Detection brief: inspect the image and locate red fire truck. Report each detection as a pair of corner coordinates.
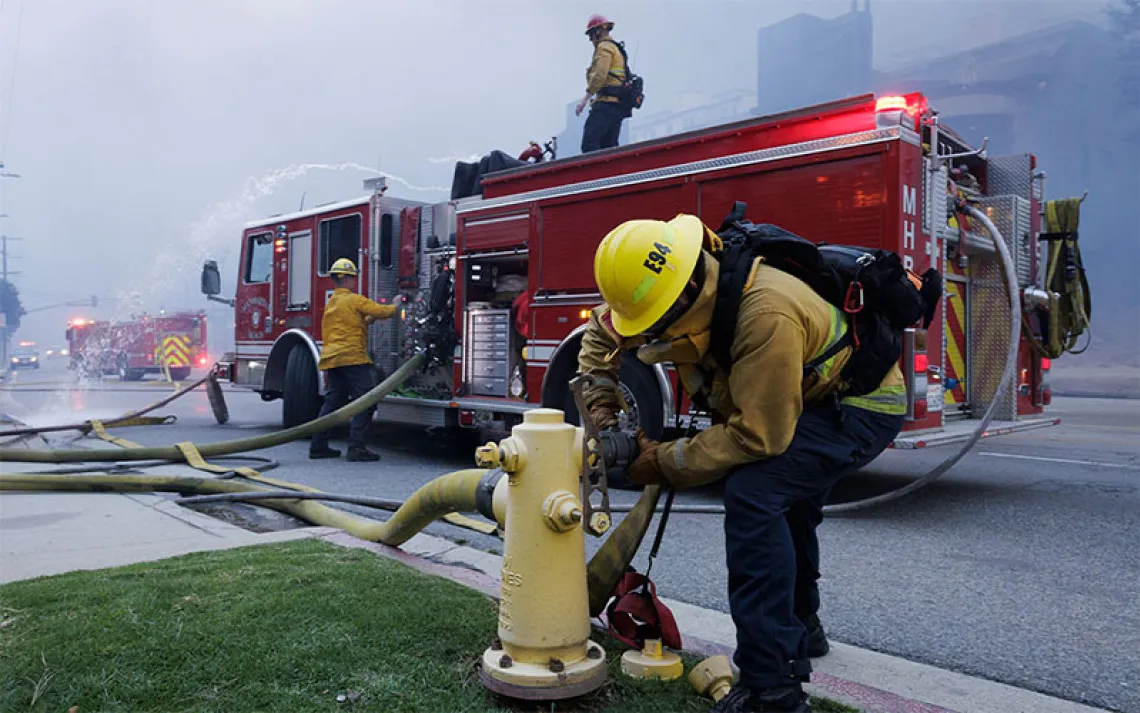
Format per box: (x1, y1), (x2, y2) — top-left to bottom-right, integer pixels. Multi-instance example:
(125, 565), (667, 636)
(66, 311), (209, 382)
(202, 92), (1069, 448)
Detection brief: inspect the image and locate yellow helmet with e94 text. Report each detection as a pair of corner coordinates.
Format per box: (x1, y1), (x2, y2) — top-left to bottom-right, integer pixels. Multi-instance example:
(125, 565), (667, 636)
(593, 214), (705, 337)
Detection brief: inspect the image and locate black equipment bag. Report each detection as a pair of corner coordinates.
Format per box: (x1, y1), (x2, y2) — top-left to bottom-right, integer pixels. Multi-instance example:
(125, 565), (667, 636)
(710, 201), (942, 397)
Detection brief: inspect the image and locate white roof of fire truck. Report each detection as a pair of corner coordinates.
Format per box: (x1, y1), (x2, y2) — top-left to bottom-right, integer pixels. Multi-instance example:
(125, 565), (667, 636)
(243, 195), (376, 231)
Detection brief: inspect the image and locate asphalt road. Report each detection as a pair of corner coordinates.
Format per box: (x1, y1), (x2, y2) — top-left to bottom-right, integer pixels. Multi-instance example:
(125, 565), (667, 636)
(3, 360), (1138, 712)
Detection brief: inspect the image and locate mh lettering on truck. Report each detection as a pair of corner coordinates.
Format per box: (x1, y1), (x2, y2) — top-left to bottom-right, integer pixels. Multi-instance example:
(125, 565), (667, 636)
(902, 183), (917, 271)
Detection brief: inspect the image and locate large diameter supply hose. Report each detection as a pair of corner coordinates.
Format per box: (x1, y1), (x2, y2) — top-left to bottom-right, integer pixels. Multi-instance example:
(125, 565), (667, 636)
(0, 353), (425, 463)
(0, 372), (213, 439)
(823, 204), (1022, 514)
(0, 467), (488, 549)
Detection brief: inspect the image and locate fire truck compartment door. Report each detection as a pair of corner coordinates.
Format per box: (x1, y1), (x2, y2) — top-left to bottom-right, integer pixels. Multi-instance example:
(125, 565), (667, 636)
(288, 231), (313, 308)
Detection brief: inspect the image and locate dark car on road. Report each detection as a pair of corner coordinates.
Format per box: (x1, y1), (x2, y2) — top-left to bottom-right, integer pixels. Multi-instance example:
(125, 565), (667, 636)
(10, 344), (40, 370)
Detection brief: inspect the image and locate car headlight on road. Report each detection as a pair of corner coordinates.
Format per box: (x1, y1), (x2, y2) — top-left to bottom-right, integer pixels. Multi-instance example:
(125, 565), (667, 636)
(30, 357), (37, 362)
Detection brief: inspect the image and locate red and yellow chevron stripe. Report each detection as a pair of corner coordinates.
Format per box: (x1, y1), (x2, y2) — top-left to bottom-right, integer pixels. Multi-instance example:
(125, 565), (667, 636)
(156, 334), (191, 368)
(944, 281), (968, 406)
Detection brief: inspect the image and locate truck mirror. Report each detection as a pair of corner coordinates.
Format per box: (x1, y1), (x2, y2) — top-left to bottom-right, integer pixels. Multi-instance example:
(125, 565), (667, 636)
(201, 260), (222, 296)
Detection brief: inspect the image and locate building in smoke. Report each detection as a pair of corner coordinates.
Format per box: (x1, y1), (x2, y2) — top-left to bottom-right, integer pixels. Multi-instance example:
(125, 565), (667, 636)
(754, 1), (874, 116)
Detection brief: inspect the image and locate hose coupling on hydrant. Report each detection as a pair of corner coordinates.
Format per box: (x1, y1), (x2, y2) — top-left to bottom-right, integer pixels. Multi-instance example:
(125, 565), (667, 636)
(479, 408), (607, 701)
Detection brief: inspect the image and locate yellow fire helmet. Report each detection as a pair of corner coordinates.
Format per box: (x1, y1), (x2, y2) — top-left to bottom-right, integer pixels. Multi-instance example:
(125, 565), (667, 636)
(329, 257), (359, 277)
(593, 214), (704, 337)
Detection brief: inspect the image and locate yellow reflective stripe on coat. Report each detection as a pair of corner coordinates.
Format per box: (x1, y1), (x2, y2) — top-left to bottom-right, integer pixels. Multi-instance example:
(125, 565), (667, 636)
(811, 305), (846, 381)
(842, 383), (908, 415)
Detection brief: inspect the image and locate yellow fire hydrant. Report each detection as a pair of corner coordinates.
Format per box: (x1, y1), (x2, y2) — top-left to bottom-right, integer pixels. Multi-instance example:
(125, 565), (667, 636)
(477, 408), (608, 700)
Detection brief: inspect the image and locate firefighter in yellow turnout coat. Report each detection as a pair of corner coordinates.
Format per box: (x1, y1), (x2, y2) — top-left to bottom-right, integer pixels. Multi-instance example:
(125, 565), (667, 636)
(579, 215), (906, 713)
(309, 258), (397, 462)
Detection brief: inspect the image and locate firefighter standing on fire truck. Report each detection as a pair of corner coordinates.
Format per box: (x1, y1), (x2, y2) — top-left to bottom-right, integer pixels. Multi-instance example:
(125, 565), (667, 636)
(575, 14), (628, 153)
(309, 257), (395, 462)
(579, 215), (906, 713)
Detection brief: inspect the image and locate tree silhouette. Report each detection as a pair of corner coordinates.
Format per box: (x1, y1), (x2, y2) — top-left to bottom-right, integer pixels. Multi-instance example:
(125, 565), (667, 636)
(0, 279), (23, 333)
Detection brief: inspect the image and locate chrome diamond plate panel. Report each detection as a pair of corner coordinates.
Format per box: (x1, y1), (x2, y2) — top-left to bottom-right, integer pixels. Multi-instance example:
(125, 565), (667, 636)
(976, 195), (1032, 287)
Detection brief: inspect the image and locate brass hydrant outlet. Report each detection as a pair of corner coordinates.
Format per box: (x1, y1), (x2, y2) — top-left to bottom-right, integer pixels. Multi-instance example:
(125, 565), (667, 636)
(620, 638), (684, 681)
(689, 654), (735, 702)
(542, 490), (583, 533)
(480, 408), (607, 701)
(474, 442), (500, 468)
(474, 438), (522, 473)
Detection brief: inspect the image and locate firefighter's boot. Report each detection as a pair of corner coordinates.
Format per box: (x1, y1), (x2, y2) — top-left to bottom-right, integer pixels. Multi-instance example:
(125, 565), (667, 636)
(711, 685), (812, 713)
(802, 614), (830, 658)
(346, 446), (381, 462)
(309, 447), (342, 460)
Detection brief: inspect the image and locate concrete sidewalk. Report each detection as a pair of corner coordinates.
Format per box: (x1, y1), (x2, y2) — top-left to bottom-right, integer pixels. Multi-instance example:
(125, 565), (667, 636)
(0, 490), (1113, 713)
(0, 492), (312, 584)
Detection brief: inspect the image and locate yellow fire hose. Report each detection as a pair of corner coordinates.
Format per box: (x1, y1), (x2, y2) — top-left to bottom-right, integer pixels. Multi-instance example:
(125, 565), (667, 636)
(0, 353), (425, 463)
(1025, 197), (1092, 358)
(0, 347), (662, 616)
(0, 466), (661, 615)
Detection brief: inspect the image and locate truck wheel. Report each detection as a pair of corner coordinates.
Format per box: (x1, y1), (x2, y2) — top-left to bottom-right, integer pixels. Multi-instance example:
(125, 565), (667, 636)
(117, 356), (143, 382)
(283, 346), (321, 428)
(556, 354), (665, 490)
(169, 367), (191, 382)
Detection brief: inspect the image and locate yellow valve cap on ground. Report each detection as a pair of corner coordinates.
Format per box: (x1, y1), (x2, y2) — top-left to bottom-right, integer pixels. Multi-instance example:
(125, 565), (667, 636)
(594, 214), (704, 337)
(329, 257), (358, 276)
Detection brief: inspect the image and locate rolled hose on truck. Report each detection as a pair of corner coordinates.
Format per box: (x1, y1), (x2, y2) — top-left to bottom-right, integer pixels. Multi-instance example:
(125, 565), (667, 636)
(0, 210), (1019, 614)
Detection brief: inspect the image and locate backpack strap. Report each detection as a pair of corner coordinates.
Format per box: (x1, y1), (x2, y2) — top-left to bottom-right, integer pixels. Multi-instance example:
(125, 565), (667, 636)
(710, 243), (753, 372)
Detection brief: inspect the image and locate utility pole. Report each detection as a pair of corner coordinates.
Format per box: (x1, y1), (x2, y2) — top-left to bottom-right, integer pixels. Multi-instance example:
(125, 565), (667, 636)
(0, 161), (22, 366)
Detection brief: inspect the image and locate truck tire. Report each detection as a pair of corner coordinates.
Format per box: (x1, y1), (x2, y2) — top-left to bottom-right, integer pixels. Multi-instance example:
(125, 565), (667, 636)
(282, 345), (321, 428)
(117, 355), (143, 382)
(553, 353), (665, 490)
(169, 367), (191, 382)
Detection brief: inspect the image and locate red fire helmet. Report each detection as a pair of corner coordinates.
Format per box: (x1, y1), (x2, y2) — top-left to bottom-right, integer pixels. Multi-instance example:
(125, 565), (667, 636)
(585, 14), (613, 35)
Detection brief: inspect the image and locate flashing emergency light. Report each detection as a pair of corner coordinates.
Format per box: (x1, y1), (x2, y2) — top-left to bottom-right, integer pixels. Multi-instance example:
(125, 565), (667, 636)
(70, 318), (88, 327)
(1040, 357), (1052, 371)
(198, 355), (209, 366)
(875, 93), (928, 117)
(914, 353), (929, 373)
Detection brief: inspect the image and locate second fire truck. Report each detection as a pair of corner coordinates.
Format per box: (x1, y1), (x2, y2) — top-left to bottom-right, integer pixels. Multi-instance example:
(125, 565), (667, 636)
(202, 91), (1077, 450)
(66, 311), (210, 382)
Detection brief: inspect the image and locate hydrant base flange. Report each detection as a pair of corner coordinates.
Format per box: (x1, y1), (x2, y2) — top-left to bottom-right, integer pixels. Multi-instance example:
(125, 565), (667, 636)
(479, 640), (607, 701)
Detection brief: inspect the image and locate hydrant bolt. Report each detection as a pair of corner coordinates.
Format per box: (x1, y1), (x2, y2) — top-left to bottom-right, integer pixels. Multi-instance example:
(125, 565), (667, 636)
(499, 654), (513, 669)
(549, 658), (565, 673)
(490, 638), (502, 651)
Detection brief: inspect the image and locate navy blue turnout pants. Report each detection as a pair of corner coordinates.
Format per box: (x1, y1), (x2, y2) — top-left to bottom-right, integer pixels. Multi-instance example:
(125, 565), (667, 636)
(723, 403), (903, 690)
(581, 101), (626, 153)
(309, 364), (377, 451)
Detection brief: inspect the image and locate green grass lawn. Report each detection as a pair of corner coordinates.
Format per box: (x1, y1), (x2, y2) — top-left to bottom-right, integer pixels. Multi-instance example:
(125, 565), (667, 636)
(0, 538), (856, 712)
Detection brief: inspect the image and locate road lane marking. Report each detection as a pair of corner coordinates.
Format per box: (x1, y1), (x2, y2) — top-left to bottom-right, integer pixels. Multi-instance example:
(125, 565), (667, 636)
(978, 452), (1140, 470)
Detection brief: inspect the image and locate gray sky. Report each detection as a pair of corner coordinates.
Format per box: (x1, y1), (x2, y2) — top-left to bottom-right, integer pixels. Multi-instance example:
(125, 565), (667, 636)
(0, 0), (1103, 348)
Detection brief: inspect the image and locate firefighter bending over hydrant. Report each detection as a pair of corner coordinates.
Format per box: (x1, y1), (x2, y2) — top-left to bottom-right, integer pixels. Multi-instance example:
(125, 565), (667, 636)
(579, 215), (910, 713)
(308, 257), (396, 462)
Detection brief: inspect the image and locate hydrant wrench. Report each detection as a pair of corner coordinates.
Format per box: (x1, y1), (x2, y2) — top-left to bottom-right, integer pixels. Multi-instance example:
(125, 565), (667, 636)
(568, 374), (640, 537)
